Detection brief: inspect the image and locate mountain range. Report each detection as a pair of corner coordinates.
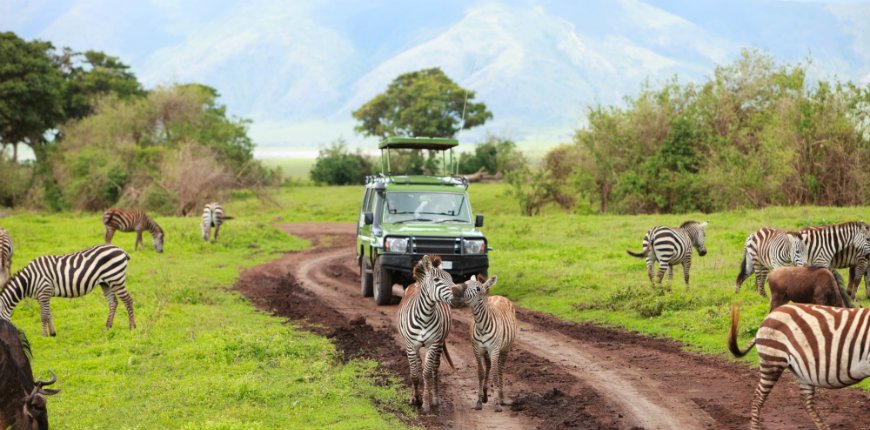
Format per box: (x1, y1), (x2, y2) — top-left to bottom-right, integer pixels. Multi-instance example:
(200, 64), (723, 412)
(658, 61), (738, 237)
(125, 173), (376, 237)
(3, 0), (870, 156)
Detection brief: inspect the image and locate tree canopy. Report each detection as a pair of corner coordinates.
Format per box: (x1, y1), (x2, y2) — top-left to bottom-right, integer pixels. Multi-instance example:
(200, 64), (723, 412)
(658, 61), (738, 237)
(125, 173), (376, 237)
(352, 68), (492, 139)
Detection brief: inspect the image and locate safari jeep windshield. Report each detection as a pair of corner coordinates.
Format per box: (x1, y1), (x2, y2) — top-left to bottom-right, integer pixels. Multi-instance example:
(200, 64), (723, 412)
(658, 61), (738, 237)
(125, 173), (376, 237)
(383, 192), (471, 224)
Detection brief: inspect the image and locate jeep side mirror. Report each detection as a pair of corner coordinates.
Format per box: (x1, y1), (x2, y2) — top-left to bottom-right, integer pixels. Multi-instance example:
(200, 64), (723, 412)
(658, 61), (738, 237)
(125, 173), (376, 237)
(475, 214), (484, 228)
(364, 212), (374, 225)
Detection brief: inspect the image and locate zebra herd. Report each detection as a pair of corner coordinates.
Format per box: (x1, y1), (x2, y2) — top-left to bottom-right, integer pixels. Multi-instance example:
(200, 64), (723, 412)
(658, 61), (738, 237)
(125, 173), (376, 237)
(397, 255), (517, 413)
(629, 219), (870, 429)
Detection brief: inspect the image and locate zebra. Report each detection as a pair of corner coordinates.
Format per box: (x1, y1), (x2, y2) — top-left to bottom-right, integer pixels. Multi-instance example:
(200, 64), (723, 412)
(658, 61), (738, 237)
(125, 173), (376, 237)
(626, 221), (708, 287)
(102, 208), (164, 253)
(201, 202), (230, 242)
(396, 254), (457, 413)
(829, 246), (870, 300)
(799, 221), (870, 299)
(460, 274), (517, 412)
(729, 303), (870, 430)
(0, 227), (11, 287)
(0, 244), (135, 337)
(735, 227), (806, 297)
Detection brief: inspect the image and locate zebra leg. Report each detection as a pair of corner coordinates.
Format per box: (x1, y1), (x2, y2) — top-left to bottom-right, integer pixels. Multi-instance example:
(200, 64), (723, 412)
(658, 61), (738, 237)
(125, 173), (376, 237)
(755, 269), (768, 298)
(135, 230), (143, 251)
(474, 348), (486, 410)
(750, 363), (784, 430)
(683, 256), (692, 286)
(105, 227), (115, 244)
(497, 350), (509, 407)
(405, 346), (422, 406)
(799, 383), (830, 430)
(102, 284), (118, 329)
(202, 223), (210, 241)
(646, 256), (655, 285)
(214, 224), (220, 242)
(483, 353), (491, 404)
(37, 293), (55, 337)
(656, 263), (668, 286)
(112, 285), (135, 329)
(421, 344), (442, 413)
(490, 349), (504, 412)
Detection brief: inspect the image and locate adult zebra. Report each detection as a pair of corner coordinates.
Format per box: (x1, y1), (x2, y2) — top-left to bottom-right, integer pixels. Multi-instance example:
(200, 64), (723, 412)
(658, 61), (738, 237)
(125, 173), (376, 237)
(626, 221), (708, 287)
(730, 304), (870, 429)
(735, 227), (806, 297)
(0, 244), (135, 337)
(396, 255), (458, 413)
(460, 274), (517, 412)
(799, 221), (870, 298)
(0, 227), (11, 287)
(201, 202), (231, 242)
(102, 208), (164, 253)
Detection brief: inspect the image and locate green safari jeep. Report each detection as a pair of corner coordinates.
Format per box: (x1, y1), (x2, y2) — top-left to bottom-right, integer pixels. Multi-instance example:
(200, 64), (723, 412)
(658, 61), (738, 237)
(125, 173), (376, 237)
(357, 137), (489, 305)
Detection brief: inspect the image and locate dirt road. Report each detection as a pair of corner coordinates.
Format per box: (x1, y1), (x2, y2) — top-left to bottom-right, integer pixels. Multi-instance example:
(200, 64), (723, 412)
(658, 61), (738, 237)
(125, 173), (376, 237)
(236, 223), (870, 429)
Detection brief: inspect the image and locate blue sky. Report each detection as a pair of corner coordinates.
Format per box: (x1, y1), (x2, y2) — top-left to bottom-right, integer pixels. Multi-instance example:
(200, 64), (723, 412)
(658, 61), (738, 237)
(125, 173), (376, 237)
(3, 0), (870, 157)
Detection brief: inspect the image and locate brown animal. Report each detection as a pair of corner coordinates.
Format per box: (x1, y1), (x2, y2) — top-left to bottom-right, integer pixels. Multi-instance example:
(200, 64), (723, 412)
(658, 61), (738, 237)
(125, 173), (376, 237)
(767, 266), (851, 312)
(0, 319), (59, 430)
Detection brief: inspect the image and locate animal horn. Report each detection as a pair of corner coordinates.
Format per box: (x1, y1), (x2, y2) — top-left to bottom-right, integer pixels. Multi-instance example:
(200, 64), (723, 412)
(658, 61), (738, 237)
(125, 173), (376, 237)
(35, 370), (57, 388)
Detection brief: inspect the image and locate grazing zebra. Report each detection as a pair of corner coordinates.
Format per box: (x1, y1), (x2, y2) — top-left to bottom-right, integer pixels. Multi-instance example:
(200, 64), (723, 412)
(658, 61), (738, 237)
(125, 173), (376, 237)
(0, 244), (135, 337)
(460, 274), (517, 412)
(201, 202), (228, 242)
(735, 227), (806, 297)
(730, 304), (870, 430)
(799, 221), (870, 299)
(829, 246), (870, 300)
(0, 227), (11, 287)
(626, 221), (708, 287)
(102, 208), (164, 253)
(396, 255), (457, 413)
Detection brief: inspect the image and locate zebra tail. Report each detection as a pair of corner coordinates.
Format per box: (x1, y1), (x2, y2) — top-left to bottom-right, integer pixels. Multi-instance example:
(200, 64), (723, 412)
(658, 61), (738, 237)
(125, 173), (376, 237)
(222, 215), (234, 220)
(735, 251), (753, 289)
(442, 343), (456, 372)
(626, 247), (648, 258)
(728, 304), (756, 358)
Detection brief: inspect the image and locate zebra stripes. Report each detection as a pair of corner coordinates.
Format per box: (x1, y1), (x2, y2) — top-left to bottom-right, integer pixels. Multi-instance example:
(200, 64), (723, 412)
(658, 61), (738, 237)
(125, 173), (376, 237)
(800, 221), (870, 298)
(201, 202), (225, 242)
(0, 244), (135, 337)
(102, 208), (164, 253)
(627, 221), (708, 287)
(460, 274), (517, 412)
(730, 303), (870, 429)
(396, 255), (456, 413)
(735, 227), (806, 296)
(830, 246), (870, 299)
(0, 227), (11, 288)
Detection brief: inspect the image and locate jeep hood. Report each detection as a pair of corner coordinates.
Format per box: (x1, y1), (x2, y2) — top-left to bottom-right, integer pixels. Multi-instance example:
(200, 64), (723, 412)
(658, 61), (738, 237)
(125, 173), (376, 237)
(381, 223), (484, 238)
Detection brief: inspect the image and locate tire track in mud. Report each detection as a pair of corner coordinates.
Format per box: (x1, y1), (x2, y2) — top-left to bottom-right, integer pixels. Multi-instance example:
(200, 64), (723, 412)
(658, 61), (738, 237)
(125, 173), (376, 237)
(237, 223), (870, 430)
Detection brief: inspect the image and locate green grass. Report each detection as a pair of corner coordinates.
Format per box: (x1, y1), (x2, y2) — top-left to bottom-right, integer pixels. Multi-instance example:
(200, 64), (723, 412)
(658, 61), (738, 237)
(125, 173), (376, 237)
(1, 212), (411, 429)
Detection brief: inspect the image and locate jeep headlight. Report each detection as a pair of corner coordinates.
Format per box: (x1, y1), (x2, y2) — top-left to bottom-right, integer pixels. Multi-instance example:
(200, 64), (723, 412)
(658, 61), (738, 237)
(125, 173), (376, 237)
(384, 237), (409, 253)
(463, 239), (486, 254)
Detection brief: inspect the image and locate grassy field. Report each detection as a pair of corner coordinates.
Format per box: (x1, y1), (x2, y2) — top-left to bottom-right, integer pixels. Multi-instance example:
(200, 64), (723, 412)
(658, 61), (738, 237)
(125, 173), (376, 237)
(243, 183), (870, 364)
(260, 158), (316, 181)
(0, 212), (410, 429)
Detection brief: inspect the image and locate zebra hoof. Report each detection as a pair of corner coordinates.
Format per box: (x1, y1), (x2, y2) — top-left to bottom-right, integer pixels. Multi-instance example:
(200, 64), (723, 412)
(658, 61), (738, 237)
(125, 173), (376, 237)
(495, 404), (502, 412)
(474, 401), (482, 410)
(421, 405), (431, 414)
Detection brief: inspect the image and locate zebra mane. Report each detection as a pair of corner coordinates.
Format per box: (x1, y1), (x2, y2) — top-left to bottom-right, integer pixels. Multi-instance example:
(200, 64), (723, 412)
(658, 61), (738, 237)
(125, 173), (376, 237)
(412, 255), (442, 279)
(680, 220), (700, 229)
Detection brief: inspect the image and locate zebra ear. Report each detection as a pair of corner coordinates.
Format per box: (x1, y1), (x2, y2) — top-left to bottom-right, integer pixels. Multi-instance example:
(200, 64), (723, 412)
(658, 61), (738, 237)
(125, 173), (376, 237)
(469, 275), (477, 282)
(700, 221), (708, 228)
(482, 275), (498, 291)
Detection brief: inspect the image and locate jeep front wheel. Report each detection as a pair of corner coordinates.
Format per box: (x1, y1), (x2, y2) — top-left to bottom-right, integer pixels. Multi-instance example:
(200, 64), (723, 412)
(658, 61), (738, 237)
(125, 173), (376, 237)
(360, 256), (373, 297)
(373, 257), (393, 306)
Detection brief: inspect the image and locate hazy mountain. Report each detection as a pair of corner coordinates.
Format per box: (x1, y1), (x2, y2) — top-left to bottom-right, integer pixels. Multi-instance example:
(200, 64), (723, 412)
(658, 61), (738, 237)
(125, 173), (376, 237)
(2, 0), (869, 156)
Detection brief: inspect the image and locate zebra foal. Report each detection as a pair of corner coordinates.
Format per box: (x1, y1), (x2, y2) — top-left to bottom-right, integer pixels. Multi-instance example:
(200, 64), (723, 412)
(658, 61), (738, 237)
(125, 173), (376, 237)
(201, 202), (231, 242)
(730, 303), (870, 429)
(396, 255), (457, 413)
(0, 227), (11, 287)
(460, 274), (517, 412)
(627, 221), (708, 287)
(0, 244), (135, 336)
(735, 227), (806, 296)
(102, 208), (164, 253)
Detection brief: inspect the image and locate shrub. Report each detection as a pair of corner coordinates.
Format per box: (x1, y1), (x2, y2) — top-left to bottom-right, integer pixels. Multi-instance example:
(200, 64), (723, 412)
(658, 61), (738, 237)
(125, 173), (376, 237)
(310, 140), (373, 185)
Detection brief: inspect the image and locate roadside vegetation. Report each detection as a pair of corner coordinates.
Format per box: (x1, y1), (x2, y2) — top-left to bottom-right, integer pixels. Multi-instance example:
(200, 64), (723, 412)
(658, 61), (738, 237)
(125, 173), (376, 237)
(1, 212), (410, 429)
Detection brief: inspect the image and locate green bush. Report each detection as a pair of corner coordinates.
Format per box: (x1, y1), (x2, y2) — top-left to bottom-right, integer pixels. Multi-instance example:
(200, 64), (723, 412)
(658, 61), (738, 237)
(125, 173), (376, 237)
(309, 140), (374, 185)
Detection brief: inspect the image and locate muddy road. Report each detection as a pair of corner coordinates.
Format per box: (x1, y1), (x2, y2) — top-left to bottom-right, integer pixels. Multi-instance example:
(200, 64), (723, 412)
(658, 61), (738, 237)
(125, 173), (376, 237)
(236, 223), (870, 429)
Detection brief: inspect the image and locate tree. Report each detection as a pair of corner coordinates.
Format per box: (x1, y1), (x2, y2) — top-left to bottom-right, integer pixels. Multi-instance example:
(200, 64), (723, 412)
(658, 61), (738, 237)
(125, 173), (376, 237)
(58, 49), (145, 120)
(352, 68), (492, 138)
(310, 139), (373, 185)
(458, 135), (526, 175)
(0, 32), (65, 161)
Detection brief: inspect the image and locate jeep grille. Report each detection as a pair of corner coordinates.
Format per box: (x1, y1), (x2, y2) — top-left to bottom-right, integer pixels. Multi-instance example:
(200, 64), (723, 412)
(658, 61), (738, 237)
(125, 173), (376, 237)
(411, 237), (460, 254)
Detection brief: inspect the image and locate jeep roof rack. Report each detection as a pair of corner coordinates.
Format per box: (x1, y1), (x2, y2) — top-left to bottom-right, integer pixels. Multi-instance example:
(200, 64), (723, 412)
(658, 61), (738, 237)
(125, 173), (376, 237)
(379, 137), (459, 176)
(365, 174), (469, 189)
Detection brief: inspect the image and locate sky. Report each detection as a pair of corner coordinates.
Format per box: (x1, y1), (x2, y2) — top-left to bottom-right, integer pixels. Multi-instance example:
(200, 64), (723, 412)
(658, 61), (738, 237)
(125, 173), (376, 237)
(3, 0), (870, 157)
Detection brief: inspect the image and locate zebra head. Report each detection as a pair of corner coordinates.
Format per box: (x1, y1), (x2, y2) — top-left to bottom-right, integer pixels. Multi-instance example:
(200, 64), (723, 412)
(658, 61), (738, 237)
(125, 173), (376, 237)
(462, 274), (498, 306)
(153, 229), (164, 254)
(413, 255), (455, 304)
(682, 221), (708, 257)
(788, 233), (808, 266)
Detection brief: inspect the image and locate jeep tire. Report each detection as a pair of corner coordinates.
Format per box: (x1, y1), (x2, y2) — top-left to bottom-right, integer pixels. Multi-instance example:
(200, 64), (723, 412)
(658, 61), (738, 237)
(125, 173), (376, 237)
(373, 257), (393, 306)
(360, 256), (373, 297)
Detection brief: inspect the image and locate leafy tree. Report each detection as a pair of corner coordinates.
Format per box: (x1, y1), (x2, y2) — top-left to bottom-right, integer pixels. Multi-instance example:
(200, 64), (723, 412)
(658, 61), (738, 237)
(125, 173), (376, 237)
(0, 32), (65, 161)
(310, 140), (373, 185)
(458, 135), (526, 175)
(57, 49), (145, 120)
(352, 68), (492, 138)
